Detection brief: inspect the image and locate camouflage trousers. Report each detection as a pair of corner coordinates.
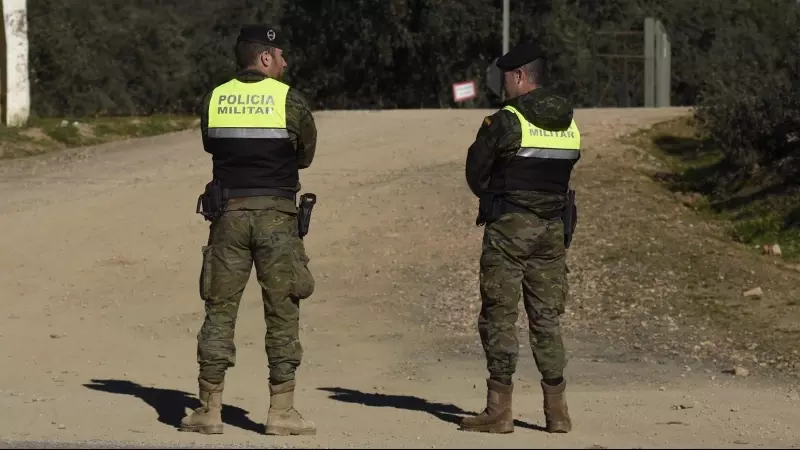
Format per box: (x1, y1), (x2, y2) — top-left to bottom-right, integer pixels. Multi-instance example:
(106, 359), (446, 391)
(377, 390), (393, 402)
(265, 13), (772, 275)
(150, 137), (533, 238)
(478, 211), (569, 381)
(196, 207), (315, 385)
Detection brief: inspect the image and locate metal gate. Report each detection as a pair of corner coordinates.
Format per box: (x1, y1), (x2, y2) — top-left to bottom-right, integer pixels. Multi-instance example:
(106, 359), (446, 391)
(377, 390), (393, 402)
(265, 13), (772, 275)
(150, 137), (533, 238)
(588, 17), (671, 108)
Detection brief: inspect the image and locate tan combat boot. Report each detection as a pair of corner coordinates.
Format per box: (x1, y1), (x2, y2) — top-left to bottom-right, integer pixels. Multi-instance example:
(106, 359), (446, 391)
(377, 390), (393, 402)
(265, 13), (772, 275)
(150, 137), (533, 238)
(541, 379), (571, 433)
(458, 379), (514, 433)
(179, 379), (224, 434)
(265, 379), (316, 435)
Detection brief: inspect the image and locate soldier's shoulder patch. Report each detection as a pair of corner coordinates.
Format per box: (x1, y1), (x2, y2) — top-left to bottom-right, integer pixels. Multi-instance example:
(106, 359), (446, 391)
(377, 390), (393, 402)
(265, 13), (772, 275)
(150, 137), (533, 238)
(482, 116), (492, 127)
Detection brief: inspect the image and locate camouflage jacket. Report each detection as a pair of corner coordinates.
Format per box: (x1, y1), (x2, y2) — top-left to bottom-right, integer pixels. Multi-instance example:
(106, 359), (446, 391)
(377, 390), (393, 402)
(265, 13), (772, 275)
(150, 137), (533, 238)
(465, 87), (575, 214)
(199, 70), (317, 213)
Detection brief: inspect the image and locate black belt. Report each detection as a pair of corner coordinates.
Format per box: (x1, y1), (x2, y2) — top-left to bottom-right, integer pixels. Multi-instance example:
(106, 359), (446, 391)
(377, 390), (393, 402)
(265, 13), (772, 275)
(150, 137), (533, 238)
(225, 188), (296, 201)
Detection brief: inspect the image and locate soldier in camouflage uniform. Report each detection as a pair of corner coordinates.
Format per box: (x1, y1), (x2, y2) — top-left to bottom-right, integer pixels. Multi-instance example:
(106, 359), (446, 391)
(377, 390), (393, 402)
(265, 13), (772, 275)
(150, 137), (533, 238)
(460, 41), (581, 434)
(180, 25), (318, 436)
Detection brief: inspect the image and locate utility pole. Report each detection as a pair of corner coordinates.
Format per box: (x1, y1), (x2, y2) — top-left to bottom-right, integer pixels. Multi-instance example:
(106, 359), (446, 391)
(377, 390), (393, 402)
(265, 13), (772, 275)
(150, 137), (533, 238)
(501, 0), (509, 101)
(502, 0), (509, 55)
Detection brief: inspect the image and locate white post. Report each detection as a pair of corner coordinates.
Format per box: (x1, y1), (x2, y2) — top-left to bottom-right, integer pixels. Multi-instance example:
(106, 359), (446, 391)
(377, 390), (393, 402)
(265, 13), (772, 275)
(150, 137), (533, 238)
(2, 0), (30, 126)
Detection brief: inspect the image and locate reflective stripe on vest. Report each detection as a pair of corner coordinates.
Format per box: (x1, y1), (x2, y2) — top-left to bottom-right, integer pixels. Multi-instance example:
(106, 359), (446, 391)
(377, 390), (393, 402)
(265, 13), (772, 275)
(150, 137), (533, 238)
(207, 78), (290, 139)
(503, 105), (581, 160)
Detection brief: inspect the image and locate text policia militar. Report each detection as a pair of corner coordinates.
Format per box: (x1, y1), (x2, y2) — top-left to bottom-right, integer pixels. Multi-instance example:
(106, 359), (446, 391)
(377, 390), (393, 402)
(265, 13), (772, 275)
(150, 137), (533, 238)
(216, 93), (278, 115)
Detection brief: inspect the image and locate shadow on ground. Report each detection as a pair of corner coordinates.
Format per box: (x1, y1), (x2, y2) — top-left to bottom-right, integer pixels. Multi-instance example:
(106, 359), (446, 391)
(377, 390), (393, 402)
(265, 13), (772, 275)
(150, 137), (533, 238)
(318, 386), (545, 431)
(83, 379), (263, 434)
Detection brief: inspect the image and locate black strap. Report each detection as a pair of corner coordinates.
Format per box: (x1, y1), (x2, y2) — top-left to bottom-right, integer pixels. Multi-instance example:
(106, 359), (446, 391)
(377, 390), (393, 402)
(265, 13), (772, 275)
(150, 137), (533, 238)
(225, 188), (296, 201)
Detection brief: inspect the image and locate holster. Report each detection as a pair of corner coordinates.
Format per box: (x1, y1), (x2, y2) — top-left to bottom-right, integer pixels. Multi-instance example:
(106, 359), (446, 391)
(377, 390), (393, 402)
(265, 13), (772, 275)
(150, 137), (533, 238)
(297, 193), (317, 239)
(562, 189), (578, 249)
(196, 179), (226, 222)
(476, 192), (502, 226)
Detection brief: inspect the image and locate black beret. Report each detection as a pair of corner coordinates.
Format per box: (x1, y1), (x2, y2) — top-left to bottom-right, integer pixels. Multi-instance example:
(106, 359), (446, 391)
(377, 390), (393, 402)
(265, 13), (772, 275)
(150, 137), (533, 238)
(496, 41), (544, 71)
(237, 25), (287, 50)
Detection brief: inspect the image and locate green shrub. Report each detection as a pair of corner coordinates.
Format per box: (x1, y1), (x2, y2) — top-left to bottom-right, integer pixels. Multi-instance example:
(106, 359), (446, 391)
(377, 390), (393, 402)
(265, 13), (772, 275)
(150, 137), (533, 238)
(692, 1), (799, 177)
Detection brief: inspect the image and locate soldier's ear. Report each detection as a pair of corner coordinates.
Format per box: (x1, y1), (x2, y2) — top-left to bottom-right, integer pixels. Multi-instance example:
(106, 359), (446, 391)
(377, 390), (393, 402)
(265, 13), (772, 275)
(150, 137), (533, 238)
(260, 50), (272, 67)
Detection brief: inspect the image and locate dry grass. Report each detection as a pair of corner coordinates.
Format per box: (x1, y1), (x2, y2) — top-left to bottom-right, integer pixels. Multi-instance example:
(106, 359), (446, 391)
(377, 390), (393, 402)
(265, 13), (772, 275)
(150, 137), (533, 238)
(0, 116), (198, 160)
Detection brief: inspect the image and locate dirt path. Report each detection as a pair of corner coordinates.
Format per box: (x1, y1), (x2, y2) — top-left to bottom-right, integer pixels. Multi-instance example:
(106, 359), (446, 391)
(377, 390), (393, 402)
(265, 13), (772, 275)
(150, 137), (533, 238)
(1, 108), (798, 449)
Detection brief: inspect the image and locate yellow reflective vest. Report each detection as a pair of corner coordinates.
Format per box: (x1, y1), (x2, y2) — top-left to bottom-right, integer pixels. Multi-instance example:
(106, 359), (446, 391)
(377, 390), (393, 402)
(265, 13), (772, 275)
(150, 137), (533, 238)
(487, 105), (582, 194)
(503, 105), (581, 160)
(205, 77), (297, 189)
